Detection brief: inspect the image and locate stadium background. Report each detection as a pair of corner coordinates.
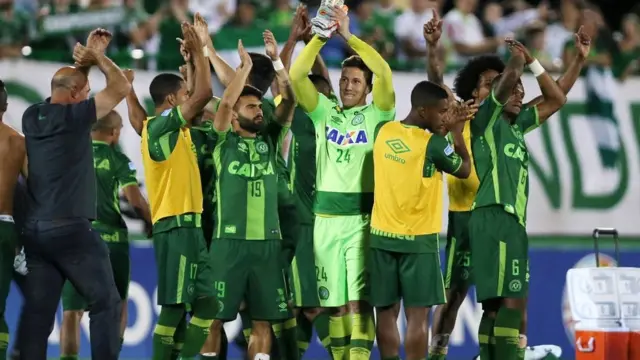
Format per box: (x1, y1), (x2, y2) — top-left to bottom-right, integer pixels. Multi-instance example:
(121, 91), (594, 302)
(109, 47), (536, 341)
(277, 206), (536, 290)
(2, 0), (640, 358)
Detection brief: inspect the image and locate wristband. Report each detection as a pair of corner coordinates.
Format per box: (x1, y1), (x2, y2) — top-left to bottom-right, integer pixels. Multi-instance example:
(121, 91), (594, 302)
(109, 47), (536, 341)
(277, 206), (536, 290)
(272, 58), (285, 71)
(528, 59), (545, 77)
(202, 46), (209, 57)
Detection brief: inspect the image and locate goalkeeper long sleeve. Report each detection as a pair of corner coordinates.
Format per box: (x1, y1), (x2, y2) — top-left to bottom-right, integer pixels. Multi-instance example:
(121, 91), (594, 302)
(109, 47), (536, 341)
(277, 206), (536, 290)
(290, 36), (327, 113)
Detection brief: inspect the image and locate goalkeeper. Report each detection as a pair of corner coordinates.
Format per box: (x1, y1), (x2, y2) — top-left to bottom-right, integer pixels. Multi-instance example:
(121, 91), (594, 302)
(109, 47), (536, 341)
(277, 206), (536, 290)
(290, 4), (395, 360)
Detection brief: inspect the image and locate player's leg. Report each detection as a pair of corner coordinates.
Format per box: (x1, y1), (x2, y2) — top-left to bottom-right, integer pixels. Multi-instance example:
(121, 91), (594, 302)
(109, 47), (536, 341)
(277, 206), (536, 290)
(0, 221), (17, 359)
(495, 220), (529, 360)
(150, 229), (188, 359)
(181, 228), (219, 357)
(518, 296), (529, 360)
(107, 240), (131, 349)
(55, 222), (121, 359)
(431, 212), (472, 360)
(344, 215), (375, 360)
(314, 215), (350, 360)
(207, 238), (248, 359)
(18, 225), (70, 358)
(247, 240), (291, 359)
(291, 222), (331, 357)
(172, 315), (187, 360)
(401, 250), (446, 360)
(369, 246), (401, 359)
(60, 281), (87, 359)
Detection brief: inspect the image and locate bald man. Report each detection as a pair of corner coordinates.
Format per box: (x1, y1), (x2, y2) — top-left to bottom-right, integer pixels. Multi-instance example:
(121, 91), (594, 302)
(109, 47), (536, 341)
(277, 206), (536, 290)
(19, 33), (131, 359)
(0, 80), (27, 359)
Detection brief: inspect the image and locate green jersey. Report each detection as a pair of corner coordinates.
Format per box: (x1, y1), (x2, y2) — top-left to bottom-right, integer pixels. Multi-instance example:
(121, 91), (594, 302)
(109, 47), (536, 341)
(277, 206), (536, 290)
(306, 93), (395, 215)
(471, 91), (541, 226)
(191, 120), (217, 239)
(212, 122), (283, 240)
(285, 106), (317, 225)
(92, 141), (138, 240)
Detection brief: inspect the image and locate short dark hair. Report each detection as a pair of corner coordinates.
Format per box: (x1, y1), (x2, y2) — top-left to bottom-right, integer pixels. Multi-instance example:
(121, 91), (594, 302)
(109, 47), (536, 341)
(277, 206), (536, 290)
(92, 110), (122, 132)
(453, 55), (505, 101)
(308, 74), (331, 89)
(341, 56), (373, 87)
(248, 53), (276, 93)
(0, 80), (6, 112)
(410, 81), (449, 108)
(236, 85), (263, 106)
(149, 73), (184, 106)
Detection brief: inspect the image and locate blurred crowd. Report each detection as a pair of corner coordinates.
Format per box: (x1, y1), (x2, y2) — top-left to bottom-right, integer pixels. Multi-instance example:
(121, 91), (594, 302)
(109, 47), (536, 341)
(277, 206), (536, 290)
(0, 0), (639, 77)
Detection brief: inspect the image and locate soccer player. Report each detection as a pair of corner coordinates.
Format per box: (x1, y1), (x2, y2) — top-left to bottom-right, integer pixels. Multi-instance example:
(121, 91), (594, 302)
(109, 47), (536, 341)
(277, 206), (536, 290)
(469, 38), (570, 360)
(206, 35), (296, 360)
(370, 81), (473, 360)
(140, 22), (217, 360)
(290, 5), (395, 359)
(278, 5), (336, 358)
(20, 28), (129, 358)
(58, 110), (152, 359)
(0, 80), (27, 360)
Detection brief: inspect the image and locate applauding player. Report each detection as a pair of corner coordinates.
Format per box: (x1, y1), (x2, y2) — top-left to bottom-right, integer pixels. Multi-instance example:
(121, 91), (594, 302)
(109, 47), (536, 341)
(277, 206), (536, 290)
(140, 22), (217, 360)
(469, 37), (569, 360)
(290, 4), (395, 359)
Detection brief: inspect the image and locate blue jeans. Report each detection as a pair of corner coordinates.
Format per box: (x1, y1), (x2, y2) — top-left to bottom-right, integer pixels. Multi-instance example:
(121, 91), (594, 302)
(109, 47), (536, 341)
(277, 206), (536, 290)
(18, 218), (120, 360)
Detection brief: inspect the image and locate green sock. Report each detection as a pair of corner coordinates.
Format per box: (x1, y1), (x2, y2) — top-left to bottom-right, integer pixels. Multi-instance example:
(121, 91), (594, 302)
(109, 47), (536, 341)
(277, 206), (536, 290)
(171, 316), (187, 360)
(494, 307), (521, 360)
(478, 311), (495, 360)
(60, 356), (78, 360)
(281, 317), (299, 359)
(312, 312), (332, 356)
(349, 312), (375, 360)
(428, 355), (446, 360)
(329, 314), (350, 360)
(153, 306), (186, 360)
(516, 334), (527, 360)
(180, 297), (217, 358)
(296, 314), (313, 358)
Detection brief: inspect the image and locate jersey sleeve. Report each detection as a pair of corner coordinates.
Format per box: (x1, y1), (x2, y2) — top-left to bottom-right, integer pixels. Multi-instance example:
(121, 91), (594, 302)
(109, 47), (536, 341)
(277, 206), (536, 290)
(146, 106), (186, 139)
(306, 93), (334, 125)
(515, 105), (540, 135)
(471, 89), (503, 135)
(113, 152), (138, 189)
(426, 135), (463, 175)
(68, 98), (97, 128)
(374, 105), (396, 124)
(211, 127), (231, 148)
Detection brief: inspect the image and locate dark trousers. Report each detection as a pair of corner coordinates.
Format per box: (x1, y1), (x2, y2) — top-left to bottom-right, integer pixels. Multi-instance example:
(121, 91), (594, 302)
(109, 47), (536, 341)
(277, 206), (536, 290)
(18, 218), (121, 360)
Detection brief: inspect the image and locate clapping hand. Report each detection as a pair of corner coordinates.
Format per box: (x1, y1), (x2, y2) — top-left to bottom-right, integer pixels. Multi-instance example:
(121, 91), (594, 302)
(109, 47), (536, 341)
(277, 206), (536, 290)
(73, 43), (99, 67)
(86, 28), (112, 54)
(176, 38), (191, 63)
(574, 25), (592, 59)
(505, 38), (529, 62)
(193, 13), (212, 48)
(123, 69), (135, 84)
(181, 22), (203, 55)
(263, 30), (279, 61)
(290, 5), (312, 42)
(446, 99), (478, 132)
(237, 40), (253, 73)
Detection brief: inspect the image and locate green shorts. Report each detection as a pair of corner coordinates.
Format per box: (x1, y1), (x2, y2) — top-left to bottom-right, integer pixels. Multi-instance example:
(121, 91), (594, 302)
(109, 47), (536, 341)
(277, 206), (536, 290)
(469, 206), (529, 302)
(444, 211), (473, 289)
(62, 233), (131, 311)
(153, 227), (215, 305)
(290, 223), (319, 308)
(313, 214), (370, 307)
(369, 244), (445, 308)
(0, 220), (17, 311)
(209, 239), (289, 321)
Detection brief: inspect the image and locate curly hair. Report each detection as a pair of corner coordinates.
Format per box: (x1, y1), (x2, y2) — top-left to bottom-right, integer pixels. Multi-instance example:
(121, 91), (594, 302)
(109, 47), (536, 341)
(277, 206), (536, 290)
(453, 55), (506, 101)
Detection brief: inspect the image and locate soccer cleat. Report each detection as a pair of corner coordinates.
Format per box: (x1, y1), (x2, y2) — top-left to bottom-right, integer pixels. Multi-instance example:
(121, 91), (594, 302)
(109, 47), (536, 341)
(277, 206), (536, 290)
(525, 345), (562, 360)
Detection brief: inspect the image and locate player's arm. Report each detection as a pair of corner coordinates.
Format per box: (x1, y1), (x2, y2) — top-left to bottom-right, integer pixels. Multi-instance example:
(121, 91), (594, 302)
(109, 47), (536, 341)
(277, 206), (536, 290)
(215, 40), (253, 132)
(178, 23), (213, 124)
(264, 31), (297, 128)
(290, 35), (327, 113)
(493, 40), (526, 105)
(427, 134), (470, 179)
(123, 69), (147, 136)
(116, 153), (152, 225)
(423, 10), (445, 87)
(334, 7), (394, 111)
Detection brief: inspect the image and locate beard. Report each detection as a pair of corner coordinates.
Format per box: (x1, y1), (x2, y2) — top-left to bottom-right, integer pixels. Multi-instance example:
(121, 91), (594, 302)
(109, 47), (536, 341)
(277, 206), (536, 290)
(237, 114), (264, 133)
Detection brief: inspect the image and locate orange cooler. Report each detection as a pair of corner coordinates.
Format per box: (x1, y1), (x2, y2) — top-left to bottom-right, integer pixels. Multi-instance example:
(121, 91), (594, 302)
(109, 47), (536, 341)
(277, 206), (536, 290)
(574, 324), (629, 360)
(629, 331), (640, 360)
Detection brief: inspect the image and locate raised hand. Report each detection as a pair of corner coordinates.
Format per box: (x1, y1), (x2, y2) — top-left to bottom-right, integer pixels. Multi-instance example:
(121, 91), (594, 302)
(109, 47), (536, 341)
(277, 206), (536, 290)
(123, 69), (135, 84)
(506, 38), (530, 63)
(179, 64), (188, 79)
(181, 22), (203, 54)
(73, 43), (98, 67)
(574, 25), (592, 59)
(193, 13), (211, 48)
(291, 4), (312, 42)
(176, 38), (191, 62)
(447, 99), (478, 131)
(237, 40), (253, 72)
(86, 28), (112, 54)
(423, 9), (443, 46)
(330, 5), (351, 39)
(263, 30), (279, 60)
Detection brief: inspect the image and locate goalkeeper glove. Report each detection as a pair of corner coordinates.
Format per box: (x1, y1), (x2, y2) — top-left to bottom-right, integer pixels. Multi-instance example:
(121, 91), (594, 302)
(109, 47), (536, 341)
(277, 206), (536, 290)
(14, 247), (28, 275)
